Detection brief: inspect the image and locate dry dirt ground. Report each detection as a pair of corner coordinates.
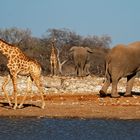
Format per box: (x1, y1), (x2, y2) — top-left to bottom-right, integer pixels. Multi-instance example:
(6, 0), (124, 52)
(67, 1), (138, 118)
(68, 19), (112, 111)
(0, 76), (140, 119)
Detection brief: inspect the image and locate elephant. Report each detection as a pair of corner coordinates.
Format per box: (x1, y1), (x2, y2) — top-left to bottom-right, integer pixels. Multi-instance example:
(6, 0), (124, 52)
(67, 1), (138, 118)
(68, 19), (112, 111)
(69, 46), (93, 77)
(99, 41), (140, 98)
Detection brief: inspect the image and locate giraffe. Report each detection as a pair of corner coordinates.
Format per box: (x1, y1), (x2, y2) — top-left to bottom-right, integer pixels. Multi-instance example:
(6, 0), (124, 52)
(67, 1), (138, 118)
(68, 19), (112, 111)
(50, 39), (59, 76)
(0, 39), (45, 109)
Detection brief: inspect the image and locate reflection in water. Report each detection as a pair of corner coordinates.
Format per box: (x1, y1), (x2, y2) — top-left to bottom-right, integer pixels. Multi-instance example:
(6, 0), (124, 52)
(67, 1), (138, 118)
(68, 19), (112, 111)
(0, 118), (140, 140)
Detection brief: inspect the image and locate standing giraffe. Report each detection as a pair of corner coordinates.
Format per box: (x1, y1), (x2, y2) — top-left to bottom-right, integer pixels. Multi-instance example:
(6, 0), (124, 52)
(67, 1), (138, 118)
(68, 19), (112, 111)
(0, 39), (45, 109)
(50, 39), (59, 76)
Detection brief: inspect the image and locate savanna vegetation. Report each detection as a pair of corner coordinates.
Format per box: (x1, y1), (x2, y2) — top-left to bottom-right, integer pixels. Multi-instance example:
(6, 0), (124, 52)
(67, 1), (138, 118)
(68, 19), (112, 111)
(0, 27), (111, 76)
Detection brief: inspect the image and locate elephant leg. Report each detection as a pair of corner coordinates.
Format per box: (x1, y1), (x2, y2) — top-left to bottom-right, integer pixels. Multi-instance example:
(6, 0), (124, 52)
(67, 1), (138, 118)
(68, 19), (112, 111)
(81, 62), (87, 77)
(81, 68), (84, 77)
(99, 78), (111, 97)
(111, 79), (120, 98)
(78, 67), (81, 77)
(75, 65), (78, 76)
(77, 63), (81, 77)
(85, 64), (90, 76)
(124, 74), (136, 97)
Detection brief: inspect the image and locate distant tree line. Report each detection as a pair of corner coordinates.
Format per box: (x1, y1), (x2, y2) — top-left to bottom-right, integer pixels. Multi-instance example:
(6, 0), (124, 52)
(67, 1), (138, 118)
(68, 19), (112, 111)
(0, 27), (111, 76)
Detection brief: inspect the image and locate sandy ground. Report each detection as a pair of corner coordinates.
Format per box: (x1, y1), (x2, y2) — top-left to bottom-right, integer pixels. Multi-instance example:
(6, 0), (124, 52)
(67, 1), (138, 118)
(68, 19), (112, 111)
(0, 76), (140, 119)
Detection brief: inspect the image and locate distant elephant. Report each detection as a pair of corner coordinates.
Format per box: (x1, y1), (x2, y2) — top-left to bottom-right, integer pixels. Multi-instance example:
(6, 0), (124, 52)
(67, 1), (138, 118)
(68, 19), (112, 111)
(100, 42), (140, 98)
(69, 46), (93, 77)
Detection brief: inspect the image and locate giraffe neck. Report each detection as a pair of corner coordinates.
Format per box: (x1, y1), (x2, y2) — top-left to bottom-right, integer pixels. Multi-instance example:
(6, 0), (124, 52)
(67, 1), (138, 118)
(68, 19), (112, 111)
(51, 45), (58, 56)
(0, 39), (14, 59)
(51, 47), (55, 55)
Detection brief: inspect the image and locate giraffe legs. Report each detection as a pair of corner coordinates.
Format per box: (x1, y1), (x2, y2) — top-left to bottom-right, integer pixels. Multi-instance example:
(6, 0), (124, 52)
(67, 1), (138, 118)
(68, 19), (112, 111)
(33, 76), (45, 109)
(18, 75), (45, 109)
(2, 75), (12, 107)
(2, 74), (45, 109)
(54, 62), (58, 75)
(50, 61), (53, 76)
(50, 60), (58, 76)
(18, 76), (32, 109)
(11, 75), (18, 110)
(1, 75), (34, 109)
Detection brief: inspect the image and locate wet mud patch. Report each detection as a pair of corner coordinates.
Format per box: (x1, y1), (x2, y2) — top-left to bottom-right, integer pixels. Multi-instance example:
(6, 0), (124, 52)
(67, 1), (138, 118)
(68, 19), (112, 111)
(0, 93), (140, 119)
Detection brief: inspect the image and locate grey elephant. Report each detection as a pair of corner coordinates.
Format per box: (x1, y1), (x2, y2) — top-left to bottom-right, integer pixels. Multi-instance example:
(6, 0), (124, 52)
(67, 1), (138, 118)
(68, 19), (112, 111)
(100, 41), (140, 98)
(69, 46), (93, 77)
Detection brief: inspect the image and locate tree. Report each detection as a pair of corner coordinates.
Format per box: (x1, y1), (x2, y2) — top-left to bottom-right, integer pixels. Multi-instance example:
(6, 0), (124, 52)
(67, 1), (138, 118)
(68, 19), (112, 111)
(0, 27), (31, 44)
(43, 28), (82, 48)
(0, 27), (111, 76)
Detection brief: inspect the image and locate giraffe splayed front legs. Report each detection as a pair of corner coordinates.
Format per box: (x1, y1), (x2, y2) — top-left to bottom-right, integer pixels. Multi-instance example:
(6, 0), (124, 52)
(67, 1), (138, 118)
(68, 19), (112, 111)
(2, 75), (12, 107)
(17, 74), (45, 109)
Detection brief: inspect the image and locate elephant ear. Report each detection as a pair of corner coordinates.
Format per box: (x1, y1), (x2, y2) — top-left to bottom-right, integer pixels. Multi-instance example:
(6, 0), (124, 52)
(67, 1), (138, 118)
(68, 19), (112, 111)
(85, 47), (93, 53)
(69, 46), (77, 57)
(69, 46), (77, 52)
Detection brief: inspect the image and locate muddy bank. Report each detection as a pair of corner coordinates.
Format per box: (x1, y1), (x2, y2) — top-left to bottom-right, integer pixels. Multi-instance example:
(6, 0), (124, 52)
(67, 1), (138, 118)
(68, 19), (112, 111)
(0, 94), (140, 119)
(0, 76), (140, 119)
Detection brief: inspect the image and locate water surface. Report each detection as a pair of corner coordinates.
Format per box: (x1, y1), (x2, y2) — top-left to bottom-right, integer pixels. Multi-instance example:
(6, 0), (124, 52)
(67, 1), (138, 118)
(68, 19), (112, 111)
(0, 118), (140, 140)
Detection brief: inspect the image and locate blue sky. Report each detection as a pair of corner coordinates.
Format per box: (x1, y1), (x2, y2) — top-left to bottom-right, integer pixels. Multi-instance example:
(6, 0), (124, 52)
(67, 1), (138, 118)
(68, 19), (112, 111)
(0, 0), (140, 46)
